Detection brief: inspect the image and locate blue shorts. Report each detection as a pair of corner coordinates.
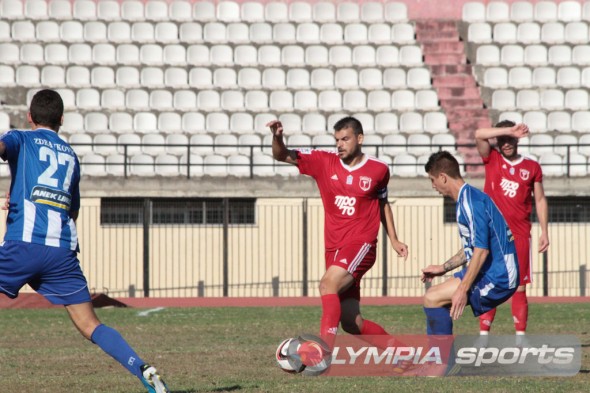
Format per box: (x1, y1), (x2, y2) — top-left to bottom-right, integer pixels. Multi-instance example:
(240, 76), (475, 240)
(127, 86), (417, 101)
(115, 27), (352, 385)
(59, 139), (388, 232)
(0, 240), (91, 305)
(454, 271), (517, 317)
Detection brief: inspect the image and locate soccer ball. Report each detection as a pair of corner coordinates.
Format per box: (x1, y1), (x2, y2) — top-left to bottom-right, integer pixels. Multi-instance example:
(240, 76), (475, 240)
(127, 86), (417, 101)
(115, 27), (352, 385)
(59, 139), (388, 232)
(275, 337), (305, 373)
(276, 335), (331, 375)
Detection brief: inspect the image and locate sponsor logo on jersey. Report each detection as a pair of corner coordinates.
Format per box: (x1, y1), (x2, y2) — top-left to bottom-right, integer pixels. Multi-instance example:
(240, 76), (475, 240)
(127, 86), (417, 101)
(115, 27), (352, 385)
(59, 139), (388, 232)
(331, 174), (338, 181)
(298, 148), (312, 155)
(359, 176), (372, 191)
(519, 169), (530, 181)
(339, 258), (348, 265)
(499, 177), (519, 198)
(335, 195), (356, 216)
(30, 186), (72, 210)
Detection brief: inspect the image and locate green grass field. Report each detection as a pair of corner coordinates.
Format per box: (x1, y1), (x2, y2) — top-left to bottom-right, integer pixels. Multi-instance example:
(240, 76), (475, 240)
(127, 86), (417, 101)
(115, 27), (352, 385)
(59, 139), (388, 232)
(0, 303), (589, 393)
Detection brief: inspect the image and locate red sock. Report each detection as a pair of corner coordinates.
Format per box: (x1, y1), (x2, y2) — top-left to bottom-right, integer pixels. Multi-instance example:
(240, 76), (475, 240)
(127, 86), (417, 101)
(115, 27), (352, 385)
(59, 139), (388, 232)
(360, 319), (389, 335)
(320, 294), (340, 348)
(512, 291), (528, 332)
(479, 308), (497, 332)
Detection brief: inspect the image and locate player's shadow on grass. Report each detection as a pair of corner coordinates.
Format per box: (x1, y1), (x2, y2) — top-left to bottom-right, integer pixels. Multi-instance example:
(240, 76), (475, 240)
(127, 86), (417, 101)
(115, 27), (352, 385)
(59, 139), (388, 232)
(207, 385), (243, 392)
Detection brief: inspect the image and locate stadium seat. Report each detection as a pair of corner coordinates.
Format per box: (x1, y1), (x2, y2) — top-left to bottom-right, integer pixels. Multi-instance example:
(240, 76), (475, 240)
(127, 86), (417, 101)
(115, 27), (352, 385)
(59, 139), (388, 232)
(281, 45), (305, 66)
(139, 44), (163, 66)
(45, 43), (69, 65)
(203, 154), (228, 177)
(524, 44), (548, 66)
(158, 112), (182, 134)
(120, 0), (143, 21)
(539, 152), (564, 176)
(292, 90), (317, 112)
(214, 68), (238, 89)
(84, 21), (108, 43)
(359, 68), (382, 90)
(392, 90), (415, 111)
(0, 21), (9, 42)
(131, 22), (155, 43)
(12, 21), (36, 42)
(392, 23), (415, 44)
(258, 45), (281, 66)
(141, 133), (166, 156)
(381, 134), (405, 156)
(319, 23), (343, 44)
(253, 113), (275, 134)
(0, 65), (15, 87)
(302, 113), (326, 135)
(69, 133), (93, 157)
(238, 133), (262, 155)
(334, 68), (358, 90)
(399, 45), (423, 67)
(384, 2), (408, 23)
(583, 2), (590, 21)
(297, 22), (320, 44)
(179, 153), (204, 177)
(155, 22), (178, 43)
(179, 22), (202, 43)
(573, 45), (590, 66)
(529, 133), (554, 155)
(432, 133), (457, 152)
(554, 134), (578, 156)
(516, 89), (541, 111)
(523, 111), (548, 133)
(499, 111), (523, 124)
(149, 90), (173, 111)
(491, 90), (516, 110)
(269, 91), (294, 112)
(406, 133), (432, 156)
(214, 134), (239, 156)
(146, 0), (168, 21)
(93, 133), (118, 156)
(262, 68), (286, 90)
(129, 154), (155, 176)
(217, 1), (240, 22)
(374, 113), (399, 134)
(109, 112), (133, 134)
(92, 43), (116, 65)
(541, 22), (565, 44)
(164, 67), (188, 88)
(225, 154), (251, 177)
(249, 22), (272, 44)
(286, 68), (310, 90)
(399, 112), (423, 134)
(565, 89), (589, 111)
(84, 112), (108, 133)
(97, 0), (119, 21)
(188, 67), (213, 89)
(306, 45), (329, 67)
(566, 153), (588, 176)
(511, 1), (534, 22)
(476, 44), (500, 66)
(367, 23), (389, 45)
(352, 45), (376, 67)
(392, 154), (418, 177)
(241, 1), (264, 22)
(181, 112), (206, 134)
(134, 112), (158, 134)
(484, 67), (508, 88)
(565, 22), (588, 44)
(76, 88), (101, 110)
(125, 88), (149, 111)
(174, 90), (199, 112)
(68, 43), (92, 65)
(206, 112), (230, 134)
(317, 90), (341, 112)
(165, 133), (189, 156)
(360, 134), (382, 157)
(547, 111), (571, 132)
(189, 134), (214, 156)
(487, 1), (510, 22)
(81, 154), (106, 176)
(579, 133), (590, 155)
(193, 1), (215, 22)
(344, 23), (368, 44)
(535, 1), (558, 22)
(493, 22), (516, 44)
(360, 2), (384, 23)
(36, 21), (60, 42)
(556, 67), (581, 87)
(548, 45), (572, 65)
(232, 45), (256, 67)
(221, 90), (244, 111)
(415, 90), (440, 111)
(25, 0), (48, 19)
(20, 43), (44, 65)
(203, 22), (227, 44)
(154, 154), (180, 176)
(62, 112), (84, 134)
(91, 66), (115, 88)
(115, 66), (140, 88)
(423, 112), (448, 134)
(407, 68), (432, 89)
(238, 68), (262, 89)
(468, 22), (492, 43)
(244, 91), (269, 111)
(462, 2), (485, 22)
(531, 67), (556, 87)
(558, 2), (582, 22)
(116, 44), (139, 65)
(55, 88), (75, 110)
(540, 89), (565, 110)
(500, 44), (524, 66)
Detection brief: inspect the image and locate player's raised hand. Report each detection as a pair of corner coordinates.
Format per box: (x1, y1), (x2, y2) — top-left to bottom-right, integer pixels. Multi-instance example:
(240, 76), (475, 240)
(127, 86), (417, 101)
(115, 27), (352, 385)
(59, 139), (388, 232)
(421, 264), (445, 283)
(511, 123), (529, 138)
(267, 120), (284, 137)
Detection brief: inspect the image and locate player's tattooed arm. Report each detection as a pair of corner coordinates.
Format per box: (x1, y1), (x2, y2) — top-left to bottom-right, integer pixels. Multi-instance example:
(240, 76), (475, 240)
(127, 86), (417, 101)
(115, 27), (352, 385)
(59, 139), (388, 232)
(443, 249), (467, 272)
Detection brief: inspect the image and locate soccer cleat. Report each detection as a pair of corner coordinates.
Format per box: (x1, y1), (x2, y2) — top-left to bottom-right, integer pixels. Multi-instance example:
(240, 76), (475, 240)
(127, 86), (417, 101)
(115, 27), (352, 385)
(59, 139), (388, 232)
(140, 364), (169, 393)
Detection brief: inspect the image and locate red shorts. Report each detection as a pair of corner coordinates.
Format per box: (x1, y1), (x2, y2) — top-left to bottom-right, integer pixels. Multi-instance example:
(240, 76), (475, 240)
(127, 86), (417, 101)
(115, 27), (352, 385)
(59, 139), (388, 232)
(325, 242), (376, 301)
(514, 234), (531, 285)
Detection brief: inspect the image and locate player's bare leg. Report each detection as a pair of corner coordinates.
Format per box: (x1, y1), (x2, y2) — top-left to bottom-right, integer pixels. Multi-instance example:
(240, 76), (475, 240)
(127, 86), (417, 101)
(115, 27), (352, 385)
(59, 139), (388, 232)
(65, 302), (101, 339)
(423, 278), (460, 335)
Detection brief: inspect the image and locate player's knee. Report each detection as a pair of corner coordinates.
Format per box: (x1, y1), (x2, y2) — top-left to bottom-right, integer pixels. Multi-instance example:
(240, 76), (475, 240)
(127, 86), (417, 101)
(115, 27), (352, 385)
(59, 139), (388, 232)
(319, 276), (337, 295)
(340, 318), (360, 334)
(423, 288), (440, 308)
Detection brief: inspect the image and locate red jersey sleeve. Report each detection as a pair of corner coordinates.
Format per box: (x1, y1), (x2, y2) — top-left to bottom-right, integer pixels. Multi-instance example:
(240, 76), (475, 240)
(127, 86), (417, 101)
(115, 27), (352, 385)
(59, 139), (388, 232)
(296, 148), (330, 179)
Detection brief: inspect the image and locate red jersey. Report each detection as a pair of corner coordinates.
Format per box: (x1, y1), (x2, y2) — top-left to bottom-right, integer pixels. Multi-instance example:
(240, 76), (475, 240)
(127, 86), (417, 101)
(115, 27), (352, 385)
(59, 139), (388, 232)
(297, 149), (389, 250)
(483, 149), (543, 237)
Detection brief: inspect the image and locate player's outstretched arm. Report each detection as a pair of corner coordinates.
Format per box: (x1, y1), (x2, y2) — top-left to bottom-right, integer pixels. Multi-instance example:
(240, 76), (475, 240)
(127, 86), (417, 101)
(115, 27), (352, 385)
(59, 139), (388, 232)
(474, 123), (530, 158)
(267, 120), (298, 166)
(379, 199), (408, 260)
(421, 248), (466, 283)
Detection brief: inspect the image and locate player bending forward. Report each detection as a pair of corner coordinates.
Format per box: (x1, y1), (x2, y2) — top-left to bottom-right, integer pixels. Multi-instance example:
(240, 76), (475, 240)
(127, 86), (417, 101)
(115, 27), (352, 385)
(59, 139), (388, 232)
(268, 116), (408, 349)
(421, 151), (519, 335)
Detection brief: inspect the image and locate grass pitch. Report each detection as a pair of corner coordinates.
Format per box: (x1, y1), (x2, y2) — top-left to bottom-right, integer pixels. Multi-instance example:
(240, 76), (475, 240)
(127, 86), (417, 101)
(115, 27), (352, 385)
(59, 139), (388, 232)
(0, 303), (589, 392)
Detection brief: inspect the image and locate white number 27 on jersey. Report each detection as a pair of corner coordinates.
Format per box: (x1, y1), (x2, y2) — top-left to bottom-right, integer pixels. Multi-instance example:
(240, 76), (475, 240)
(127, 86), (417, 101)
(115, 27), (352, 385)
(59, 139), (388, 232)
(38, 146), (75, 191)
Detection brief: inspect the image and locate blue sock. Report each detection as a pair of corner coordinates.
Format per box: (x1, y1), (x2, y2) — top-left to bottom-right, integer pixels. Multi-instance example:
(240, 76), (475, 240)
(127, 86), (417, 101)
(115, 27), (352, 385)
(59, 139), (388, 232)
(91, 324), (144, 379)
(424, 307), (453, 335)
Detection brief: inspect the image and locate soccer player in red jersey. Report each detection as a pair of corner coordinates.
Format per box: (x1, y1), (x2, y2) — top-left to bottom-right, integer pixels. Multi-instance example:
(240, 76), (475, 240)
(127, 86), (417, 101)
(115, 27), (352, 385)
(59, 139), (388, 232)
(268, 116), (408, 348)
(475, 121), (550, 341)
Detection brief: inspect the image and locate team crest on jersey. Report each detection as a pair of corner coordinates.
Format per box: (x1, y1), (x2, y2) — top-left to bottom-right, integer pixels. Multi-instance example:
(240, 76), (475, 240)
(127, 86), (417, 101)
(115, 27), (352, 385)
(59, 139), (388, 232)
(359, 176), (372, 191)
(519, 169), (530, 181)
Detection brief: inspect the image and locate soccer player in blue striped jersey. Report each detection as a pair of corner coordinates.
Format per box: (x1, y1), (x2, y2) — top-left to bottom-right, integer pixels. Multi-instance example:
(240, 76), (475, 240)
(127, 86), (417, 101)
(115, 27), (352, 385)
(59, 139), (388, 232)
(0, 90), (169, 392)
(420, 151), (519, 335)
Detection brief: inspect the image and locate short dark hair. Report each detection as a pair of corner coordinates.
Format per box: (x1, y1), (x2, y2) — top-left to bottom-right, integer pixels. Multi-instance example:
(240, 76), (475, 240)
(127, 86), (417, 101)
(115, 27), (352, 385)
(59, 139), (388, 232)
(29, 89), (64, 131)
(494, 119), (515, 128)
(333, 116), (363, 135)
(424, 151), (461, 179)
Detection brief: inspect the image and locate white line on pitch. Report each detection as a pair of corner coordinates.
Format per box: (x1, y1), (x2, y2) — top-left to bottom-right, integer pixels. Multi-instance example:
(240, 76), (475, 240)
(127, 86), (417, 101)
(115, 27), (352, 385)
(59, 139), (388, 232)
(137, 307), (166, 317)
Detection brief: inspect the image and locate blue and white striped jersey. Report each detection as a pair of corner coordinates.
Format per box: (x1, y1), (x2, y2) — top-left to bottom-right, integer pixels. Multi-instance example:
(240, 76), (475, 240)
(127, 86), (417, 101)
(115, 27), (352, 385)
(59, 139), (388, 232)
(0, 129), (80, 251)
(456, 183), (519, 290)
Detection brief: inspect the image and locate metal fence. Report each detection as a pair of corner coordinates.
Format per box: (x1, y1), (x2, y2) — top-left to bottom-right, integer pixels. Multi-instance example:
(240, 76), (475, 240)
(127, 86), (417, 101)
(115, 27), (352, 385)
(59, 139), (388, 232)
(48, 197), (590, 298)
